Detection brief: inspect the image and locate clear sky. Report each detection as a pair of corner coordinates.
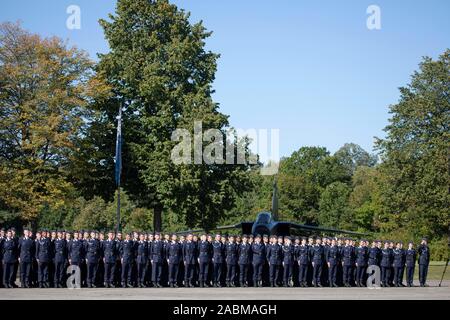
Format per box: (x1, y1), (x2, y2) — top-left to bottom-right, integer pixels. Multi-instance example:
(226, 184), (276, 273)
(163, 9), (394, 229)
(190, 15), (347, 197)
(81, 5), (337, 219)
(1, 0), (449, 159)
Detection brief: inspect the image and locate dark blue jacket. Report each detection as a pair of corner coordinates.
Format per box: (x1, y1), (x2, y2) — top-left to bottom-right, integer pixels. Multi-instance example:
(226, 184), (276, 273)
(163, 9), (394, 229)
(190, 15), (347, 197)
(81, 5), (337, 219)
(297, 245), (310, 265)
(85, 239), (101, 263)
(368, 247), (381, 266)
(238, 243), (252, 265)
(380, 248), (393, 267)
(282, 244), (294, 264)
(198, 241), (212, 263)
(251, 243), (265, 264)
(68, 239), (84, 264)
(326, 245), (340, 265)
(53, 238), (68, 263)
(393, 248), (405, 267)
(136, 241), (148, 264)
(267, 243), (282, 265)
(150, 240), (164, 263)
(36, 237), (52, 263)
(2, 238), (17, 263)
(167, 241), (182, 264)
(418, 245), (430, 265)
(19, 237), (34, 263)
(312, 245), (324, 265)
(212, 241), (225, 264)
(102, 239), (117, 264)
(225, 242), (238, 265)
(342, 246), (355, 266)
(183, 241), (197, 265)
(120, 240), (135, 264)
(405, 249), (416, 267)
(356, 246), (369, 267)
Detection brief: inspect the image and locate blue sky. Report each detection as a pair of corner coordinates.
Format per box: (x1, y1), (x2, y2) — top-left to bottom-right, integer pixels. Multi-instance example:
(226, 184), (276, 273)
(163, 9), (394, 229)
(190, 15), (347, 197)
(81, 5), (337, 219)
(1, 0), (449, 159)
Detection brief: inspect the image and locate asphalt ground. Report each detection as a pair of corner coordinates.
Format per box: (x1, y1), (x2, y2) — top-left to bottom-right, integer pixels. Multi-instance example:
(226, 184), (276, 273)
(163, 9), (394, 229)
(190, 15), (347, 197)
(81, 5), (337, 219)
(0, 280), (448, 300)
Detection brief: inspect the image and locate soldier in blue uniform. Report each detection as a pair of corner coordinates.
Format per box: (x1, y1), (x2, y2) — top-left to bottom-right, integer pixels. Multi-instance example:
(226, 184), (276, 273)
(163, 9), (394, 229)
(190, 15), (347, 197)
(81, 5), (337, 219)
(53, 230), (67, 288)
(262, 234), (270, 286)
(36, 229), (51, 288)
(238, 234), (251, 287)
(84, 231), (101, 288)
(380, 241), (393, 287)
(150, 232), (164, 287)
(405, 241), (416, 287)
(326, 238), (340, 287)
(2, 229), (17, 288)
(266, 235), (282, 287)
(311, 237), (324, 287)
(120, 233), (135, 287)
(355, 239), (369, 287)
(183, 233), (197, 287)
(102, 231), (117, 288)
(393, 241), (405, 287)
(297, 237), (309, 287)
(198, 233), (212, 287)
(18, 228), (34, 288)
(166, 234), (181, 287)
(212, 233), (224, 287)
(251, 234), (265, 287)
(417, 237), (430, 287)
(341, 238), (355, 287)
(135, 233), (148, 287)
(225, 235), (238, 287)
(0, 228), (4, 288)
(281, 236), (294, 287)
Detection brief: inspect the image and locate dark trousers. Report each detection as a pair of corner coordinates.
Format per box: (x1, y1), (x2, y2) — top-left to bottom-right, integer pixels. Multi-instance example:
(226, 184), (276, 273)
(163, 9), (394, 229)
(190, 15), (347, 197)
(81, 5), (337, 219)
(269, 264), (280, 284)
(169, 263), (179, 284)
(104, 262), (115, 284)
(198, 261), (209, 282)
(151, 262), (162, 283)
(313, 263), (322, 285)
(239, 264), (249, 283)
(406, 266), (414, 285)
(252, 262), (263, 284)
(283, 263), (293, 284)
(20, 262), (31, 286)
(299, 264), (308, 284)
(38, 262), (49, 284)
(137, 263), (147, 284)
(343, 265), (353, 284)
(419, 264), (428, 285)
(213, 263), (223, 284)
(121, 262), (132, 284)
(356, 266), (367, 285)
(3, 262), (15, 286)
(393, 266), (403, 285)
(226, 264), (236, 283)
(381, 266), (391, 285)
(328, 263), (337, 285)
(54, 262), (66, 285)
(184, 263), (194, 284)
(87, 262), (98, 285)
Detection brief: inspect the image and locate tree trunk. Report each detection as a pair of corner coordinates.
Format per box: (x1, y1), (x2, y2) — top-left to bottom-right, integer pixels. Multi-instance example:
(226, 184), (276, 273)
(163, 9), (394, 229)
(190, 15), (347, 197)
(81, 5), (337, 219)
(153, 205), (162, 232)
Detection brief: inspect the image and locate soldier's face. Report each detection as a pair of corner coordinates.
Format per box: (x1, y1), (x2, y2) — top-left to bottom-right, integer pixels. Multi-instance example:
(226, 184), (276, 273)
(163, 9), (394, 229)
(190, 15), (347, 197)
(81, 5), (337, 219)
(155, 234), (160, 241)
(51, 232), (56, 238)
(6, 231), (12, 238)
(149, 235), (154, 241)
(36, 233), (41, 239)
(384, 243), (389, 249)
(139, 235), (145, 241)
(23, 230), (29, 237)
(301, 240), (306, 245)
(215, 235), (221, 241)
(408, 244), (413, 249)
(172, 235), (177, 242)
(201, 235), (206, 241)
(108, 233), (114, 240)
(243, 238), (248, 243)
(126, 235), (131, 240)
(229, 237), (234, 243)
(207, 236), (212, 242)
(117, 233), (122, 240)
(57, 232), (62, 238)
(331, 240), (336, 246)
(193, 236), (198, 241)
(316, 239), (321, 245)
(187, 235), (193, 241)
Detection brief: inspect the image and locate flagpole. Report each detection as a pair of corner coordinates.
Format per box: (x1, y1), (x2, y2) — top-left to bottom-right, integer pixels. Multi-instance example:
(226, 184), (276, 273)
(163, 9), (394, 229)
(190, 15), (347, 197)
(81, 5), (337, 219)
(115, 100), (123, 234)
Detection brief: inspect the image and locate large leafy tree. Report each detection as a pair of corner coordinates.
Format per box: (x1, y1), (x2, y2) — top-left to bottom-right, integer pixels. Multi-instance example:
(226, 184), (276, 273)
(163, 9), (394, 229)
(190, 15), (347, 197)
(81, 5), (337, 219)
(97, 0), (254, 231)
(375, 50), (449, 240)
(0, 22), (108, 223)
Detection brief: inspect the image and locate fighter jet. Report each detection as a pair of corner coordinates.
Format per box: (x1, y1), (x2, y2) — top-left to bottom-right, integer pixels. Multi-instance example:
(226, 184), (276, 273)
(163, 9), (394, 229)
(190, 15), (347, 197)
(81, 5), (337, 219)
(176, 180), (368, 237)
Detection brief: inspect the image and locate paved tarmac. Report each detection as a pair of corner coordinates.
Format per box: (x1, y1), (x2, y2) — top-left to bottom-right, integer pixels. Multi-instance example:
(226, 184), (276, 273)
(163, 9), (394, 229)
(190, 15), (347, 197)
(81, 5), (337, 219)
(0, 281), (448, 300)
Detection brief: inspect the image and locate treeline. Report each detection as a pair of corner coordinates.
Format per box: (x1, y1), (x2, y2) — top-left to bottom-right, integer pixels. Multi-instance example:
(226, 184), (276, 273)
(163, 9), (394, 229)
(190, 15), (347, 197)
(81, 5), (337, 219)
(0, 1), (448, 259)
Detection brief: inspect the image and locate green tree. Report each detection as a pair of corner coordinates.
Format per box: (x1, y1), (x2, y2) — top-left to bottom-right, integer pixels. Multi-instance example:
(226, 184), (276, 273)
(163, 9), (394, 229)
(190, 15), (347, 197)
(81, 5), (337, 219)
(97, 0), (254, 231)
(335, 143), (377, 175)
(375, 50), (450, 241)
(0, 22), (108, 223)
(318, 181), (352, 230)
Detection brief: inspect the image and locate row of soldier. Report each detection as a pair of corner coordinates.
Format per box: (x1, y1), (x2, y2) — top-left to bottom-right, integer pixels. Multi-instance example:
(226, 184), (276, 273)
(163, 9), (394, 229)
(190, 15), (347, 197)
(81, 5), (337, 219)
(0, 227), (431, 289)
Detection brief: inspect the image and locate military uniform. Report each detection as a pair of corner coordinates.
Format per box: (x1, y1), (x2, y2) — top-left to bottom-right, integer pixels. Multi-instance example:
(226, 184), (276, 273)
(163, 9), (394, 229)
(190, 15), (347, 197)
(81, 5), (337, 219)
(212, 240), (224, 287)
(150, 239), (164, 287)
(53, 237), (68, 287)
(342, 244), (355, 287)
(393, 246), (405, 286)
(238, 242), (251, 287)
(380, 246), (393, 287)
(297, 243), (309, 287)
(182, 240), (197, 287)
(18, 236), (34, 287)
(281, 243), (294, 287)
(251, 241), (265, 287)
(2, 237), (17, 288)
(167, 240), (181, 287)
(355, 245), (369, 286)
(266, 242), (282, 287)
(136, 240), (148, 287)
(120, 239), (135, 287)
(102, 239), (117, 287)
(405, 246), (416, 287)
(326, 244), (340, 287)
(312, 244), (324, 287)
(198, 240), (212, 287)
(84, 238), (100, 287)
(225, 241), (238, 287)
(418, 242), (430, 286)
